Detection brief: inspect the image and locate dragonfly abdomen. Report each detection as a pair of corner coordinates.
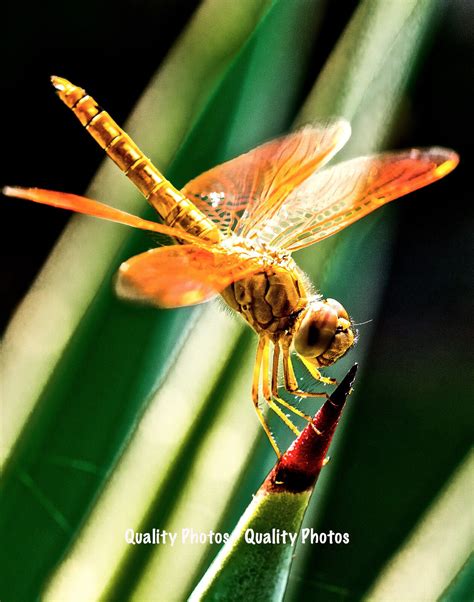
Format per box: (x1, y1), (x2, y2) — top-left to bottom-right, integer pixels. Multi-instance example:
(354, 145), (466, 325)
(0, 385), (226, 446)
(50, 76), (220, 243)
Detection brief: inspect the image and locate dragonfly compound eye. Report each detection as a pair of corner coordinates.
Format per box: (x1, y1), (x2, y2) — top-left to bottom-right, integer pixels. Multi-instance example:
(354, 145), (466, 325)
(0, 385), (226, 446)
(294, 299), (355, 366)
(294, 301), (338, 358)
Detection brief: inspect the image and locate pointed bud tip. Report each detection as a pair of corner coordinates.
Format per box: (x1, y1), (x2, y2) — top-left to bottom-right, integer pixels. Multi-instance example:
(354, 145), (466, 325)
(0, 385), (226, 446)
(329, 363), (358, 407)
(347, 362), (358, 382)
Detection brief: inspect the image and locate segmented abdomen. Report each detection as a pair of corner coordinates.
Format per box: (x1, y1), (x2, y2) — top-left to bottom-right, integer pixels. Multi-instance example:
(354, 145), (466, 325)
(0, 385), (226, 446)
(51, 77), (220, 243)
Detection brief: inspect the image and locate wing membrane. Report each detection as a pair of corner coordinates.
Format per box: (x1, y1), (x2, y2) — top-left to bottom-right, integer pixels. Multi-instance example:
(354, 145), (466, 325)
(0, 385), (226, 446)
(116, 244), (264, 308)
(181, 121), (351, 237)
(3, 186), (207, 247)
(256, 148), (459, 251)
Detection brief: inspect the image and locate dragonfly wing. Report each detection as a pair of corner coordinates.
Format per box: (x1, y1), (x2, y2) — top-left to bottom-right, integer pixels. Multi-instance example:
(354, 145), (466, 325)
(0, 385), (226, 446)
(116, 244), (264, 308)
(181, 121), (351, 238)
(256, 148), (459, 251)
(3, 186), (208, 247)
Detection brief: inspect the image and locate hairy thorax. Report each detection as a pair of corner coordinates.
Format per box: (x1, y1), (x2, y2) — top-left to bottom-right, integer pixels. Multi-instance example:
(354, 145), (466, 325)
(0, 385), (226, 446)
(220, 238), (309, 339)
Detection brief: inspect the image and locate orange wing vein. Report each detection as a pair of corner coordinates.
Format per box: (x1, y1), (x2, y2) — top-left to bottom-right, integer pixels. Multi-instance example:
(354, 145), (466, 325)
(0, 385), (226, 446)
(181, 121), (351, 238)
(116, 245), (264, 308)
(254, 148), (459, 251)
(2, 187), (208, 248)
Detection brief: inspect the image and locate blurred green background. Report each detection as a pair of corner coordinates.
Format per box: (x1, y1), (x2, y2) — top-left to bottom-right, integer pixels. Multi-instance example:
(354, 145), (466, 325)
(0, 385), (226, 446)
(1, 1), (472, 601)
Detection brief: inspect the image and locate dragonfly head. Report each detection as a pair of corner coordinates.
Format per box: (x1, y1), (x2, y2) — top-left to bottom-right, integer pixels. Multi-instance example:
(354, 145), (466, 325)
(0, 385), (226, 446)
(293, 298), (356, 367)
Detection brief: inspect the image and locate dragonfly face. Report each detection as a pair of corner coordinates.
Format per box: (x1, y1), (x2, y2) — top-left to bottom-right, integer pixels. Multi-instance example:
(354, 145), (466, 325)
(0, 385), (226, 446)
(293, 298), (355, 368)
(4, 77), (459, 457)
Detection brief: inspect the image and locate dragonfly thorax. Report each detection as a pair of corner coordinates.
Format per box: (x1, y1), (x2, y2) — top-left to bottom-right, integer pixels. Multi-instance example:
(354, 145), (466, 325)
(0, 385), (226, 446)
(220, 239), (309, 338)
(221, 235), (291, 264)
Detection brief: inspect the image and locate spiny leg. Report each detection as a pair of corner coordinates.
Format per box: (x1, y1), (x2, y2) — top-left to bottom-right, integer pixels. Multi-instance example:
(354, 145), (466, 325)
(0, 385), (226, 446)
(252, 337), (281, 458)
(280, 345), (325, 435)
(282, 346), (330, 398)
(300, 356), (337, 386)
(261, 341), (301, 437)
(271, 344), (314, 423)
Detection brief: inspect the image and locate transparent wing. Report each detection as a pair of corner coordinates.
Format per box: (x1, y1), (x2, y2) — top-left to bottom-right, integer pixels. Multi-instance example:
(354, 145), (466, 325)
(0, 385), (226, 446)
(181, 121), (351, 238)
(116, 244), (265, 308)
(2, 186), (208, 247)
(255, 148), (459, 251)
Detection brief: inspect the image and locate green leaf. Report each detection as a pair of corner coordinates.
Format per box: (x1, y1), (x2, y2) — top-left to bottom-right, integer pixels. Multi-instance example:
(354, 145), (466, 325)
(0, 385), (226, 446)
(366, 452), (474, 601)
(440, 555), (474, 602)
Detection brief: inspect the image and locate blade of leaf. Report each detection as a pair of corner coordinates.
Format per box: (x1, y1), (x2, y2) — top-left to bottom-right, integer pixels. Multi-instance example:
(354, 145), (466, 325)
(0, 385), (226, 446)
(43, 309), (245, 602)
(365, 452), (474, 602)
(439, 555), (474, 602)
(125, 335), (259, 602)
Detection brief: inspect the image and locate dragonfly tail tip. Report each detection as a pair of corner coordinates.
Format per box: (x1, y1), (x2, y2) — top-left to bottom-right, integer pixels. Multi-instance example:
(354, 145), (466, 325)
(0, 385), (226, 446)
(50, 75), (75, 94)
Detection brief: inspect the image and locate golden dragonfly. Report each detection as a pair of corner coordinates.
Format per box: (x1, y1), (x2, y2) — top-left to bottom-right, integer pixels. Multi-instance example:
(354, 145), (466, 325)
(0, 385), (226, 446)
(4, 77), (459, 456)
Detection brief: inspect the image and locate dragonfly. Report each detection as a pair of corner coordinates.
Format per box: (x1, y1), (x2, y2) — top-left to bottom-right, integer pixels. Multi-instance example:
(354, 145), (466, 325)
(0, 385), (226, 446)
(4, 77), (459, 457)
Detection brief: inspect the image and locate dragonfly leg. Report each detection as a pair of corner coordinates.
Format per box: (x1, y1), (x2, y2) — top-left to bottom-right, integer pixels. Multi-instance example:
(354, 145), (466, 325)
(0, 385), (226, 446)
(283, 346), (330, 398)
(261, 341), (301, 437)
(252, 337), (281, 458)
(300, 356), (338, 386)
(271, 344), (314, 423)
